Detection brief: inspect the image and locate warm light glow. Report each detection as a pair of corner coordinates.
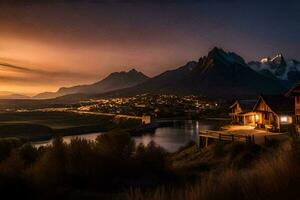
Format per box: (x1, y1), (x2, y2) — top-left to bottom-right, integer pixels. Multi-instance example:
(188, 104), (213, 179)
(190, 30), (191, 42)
(0, 2), (299, 95)
(280, 116), (288, 123)
(255, 114), (259, 122)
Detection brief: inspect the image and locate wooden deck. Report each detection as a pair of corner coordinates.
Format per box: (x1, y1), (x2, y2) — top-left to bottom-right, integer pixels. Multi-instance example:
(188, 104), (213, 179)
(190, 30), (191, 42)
(198, 128), (288, 148)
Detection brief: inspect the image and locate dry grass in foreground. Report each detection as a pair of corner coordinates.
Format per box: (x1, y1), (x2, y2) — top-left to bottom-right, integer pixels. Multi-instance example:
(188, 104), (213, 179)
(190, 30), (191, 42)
(125, 138), (300, 200)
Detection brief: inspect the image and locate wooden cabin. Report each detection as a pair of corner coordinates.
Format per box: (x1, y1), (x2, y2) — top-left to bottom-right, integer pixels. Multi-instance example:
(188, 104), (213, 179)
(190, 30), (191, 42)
(286, 83), (300, 132)
(253, 95), (294, 132)
(230, 100), (257, 126)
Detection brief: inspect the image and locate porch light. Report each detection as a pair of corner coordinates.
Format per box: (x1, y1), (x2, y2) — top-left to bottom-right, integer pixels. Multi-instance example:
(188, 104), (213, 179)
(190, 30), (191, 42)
(280, 116), (288, 123)
(255, 114), (259, 121)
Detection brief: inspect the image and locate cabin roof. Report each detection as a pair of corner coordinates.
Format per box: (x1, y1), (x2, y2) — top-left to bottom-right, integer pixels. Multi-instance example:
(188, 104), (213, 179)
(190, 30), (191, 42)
(230, 99), (256, 112)
(286, 82), (300, 97)
(239, 100), (257, 112)
(256, 95), (294, 115)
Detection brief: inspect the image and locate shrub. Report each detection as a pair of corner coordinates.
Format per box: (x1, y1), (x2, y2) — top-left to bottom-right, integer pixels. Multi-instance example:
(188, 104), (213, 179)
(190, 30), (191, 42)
(0, 150), (25, 179)
(0, 137), (27, 161)
(211, 141), (228, 157)
(18, 144), (39, 165)
(66, 138), (98, 188)
(28, 137), (68, 190)
(0, 150), (28, 199)
(96, 132), (135, 157)
(135, 141), (168, 174)
(0, 133), (169, 198)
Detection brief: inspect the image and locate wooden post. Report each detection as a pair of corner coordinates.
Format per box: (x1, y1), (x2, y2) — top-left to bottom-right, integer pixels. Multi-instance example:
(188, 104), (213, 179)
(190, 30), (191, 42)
(264, 136), (267, 145)
(196, 134), (200, 148)
(199, 136), (203, 148)
(264, 136), (267, 144)
(231, 135), (234, 142)
(205, 137), (208, 147)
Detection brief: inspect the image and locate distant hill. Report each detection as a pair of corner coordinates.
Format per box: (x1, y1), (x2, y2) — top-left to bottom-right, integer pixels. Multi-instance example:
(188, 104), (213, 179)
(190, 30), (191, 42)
(86, 47), (285, 99)
(34, 69), (149, 99)
(0, 91), (30, 99)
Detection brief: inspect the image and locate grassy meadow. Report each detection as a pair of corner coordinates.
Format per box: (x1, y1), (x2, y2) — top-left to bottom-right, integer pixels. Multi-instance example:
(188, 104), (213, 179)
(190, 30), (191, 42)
(126, 140), (299, 200)
(0, 111), (140, 141)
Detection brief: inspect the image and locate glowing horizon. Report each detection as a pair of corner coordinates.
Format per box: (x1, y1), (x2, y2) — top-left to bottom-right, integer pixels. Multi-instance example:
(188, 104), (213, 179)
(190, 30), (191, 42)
(0, 1), (299, 95)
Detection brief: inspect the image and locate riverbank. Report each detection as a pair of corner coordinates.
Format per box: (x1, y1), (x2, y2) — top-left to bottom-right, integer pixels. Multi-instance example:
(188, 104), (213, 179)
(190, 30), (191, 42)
(0, 111), (230, 148)
(157, 116), (231, 121)
(130, 121), (174, 136)
(31, 120), (224, 153)
(130, 116), (230, 137)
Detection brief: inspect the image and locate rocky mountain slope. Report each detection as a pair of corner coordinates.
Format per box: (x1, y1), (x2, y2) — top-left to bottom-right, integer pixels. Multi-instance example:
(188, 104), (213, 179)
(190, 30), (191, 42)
(248, 54), (300, 86)
(87, 47), (286, 99)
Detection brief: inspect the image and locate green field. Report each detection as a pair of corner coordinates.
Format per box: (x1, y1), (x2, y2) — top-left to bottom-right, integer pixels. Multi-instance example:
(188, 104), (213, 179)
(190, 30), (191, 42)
(0, 111), (140, 141)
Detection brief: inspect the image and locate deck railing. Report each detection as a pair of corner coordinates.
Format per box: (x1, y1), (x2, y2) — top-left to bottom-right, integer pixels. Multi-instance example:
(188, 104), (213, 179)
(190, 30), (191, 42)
(198, 130), (254, 148)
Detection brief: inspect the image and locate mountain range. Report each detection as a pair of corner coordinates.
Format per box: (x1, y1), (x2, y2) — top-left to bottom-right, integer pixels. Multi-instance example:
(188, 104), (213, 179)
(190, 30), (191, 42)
(17, 47), (300, 101)
(34, 69), (149, 99)
(86, 47), (286, 99)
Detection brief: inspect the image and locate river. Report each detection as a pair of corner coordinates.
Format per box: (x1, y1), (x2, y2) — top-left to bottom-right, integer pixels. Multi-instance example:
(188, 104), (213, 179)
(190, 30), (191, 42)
(32, 119), (226, 152)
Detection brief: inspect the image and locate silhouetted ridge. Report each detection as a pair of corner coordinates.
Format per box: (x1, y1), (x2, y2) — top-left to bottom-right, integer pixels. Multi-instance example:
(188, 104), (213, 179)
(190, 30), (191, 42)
(39, 47), (288, 101)
(34, 69), (149, 99)
(91, 47), (286, 99)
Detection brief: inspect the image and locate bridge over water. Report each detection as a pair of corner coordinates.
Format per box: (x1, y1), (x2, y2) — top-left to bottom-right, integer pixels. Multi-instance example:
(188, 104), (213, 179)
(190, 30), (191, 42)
(72, 111), (151, 124)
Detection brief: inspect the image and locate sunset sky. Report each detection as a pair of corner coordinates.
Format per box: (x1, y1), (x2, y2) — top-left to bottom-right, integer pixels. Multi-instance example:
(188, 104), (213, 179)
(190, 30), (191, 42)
(0, 0), (299, 95)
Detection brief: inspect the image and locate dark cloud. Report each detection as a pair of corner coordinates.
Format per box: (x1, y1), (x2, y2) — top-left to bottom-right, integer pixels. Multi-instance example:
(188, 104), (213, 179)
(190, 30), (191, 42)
(0, 62), (33, 72)
(0, 75), (43, 84)
(0, 62), (94, 80)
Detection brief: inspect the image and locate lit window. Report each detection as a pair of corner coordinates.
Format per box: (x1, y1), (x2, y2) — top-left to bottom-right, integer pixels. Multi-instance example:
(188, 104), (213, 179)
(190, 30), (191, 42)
(255, 114), (259, 121)
(280, 116), (288, 123)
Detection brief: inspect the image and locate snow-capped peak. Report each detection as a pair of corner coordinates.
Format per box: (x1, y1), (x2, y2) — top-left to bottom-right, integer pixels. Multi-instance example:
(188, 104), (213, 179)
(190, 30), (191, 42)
(270, 53), (283, 62)
(249, 53), (300, 81)
(260, 54), (284, 65)
(261, 57), (270, 63)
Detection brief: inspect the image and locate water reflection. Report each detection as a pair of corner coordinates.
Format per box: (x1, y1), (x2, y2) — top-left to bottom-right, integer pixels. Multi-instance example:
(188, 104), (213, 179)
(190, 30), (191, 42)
(32, 133), (103, 148)
(133, 120), (221, 152)
(32, 120), (223, 152)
